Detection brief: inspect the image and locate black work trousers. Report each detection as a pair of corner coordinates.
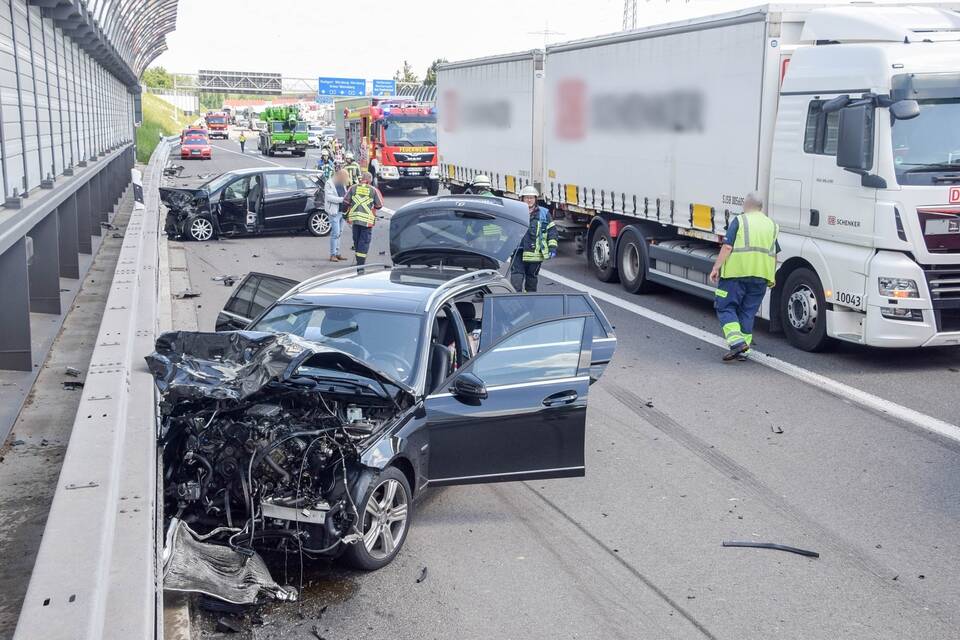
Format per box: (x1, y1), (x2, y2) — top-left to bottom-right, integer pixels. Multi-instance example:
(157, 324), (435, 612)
(510, 254), (542, 292)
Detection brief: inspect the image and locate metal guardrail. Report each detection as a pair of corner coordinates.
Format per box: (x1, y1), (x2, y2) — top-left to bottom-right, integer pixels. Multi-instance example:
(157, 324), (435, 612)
(13, 138), (173, 640)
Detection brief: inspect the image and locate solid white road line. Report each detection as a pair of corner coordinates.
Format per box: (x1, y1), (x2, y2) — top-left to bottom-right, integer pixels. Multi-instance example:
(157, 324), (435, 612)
(209, 143), (284, 167)
(541, 268), (960, 445)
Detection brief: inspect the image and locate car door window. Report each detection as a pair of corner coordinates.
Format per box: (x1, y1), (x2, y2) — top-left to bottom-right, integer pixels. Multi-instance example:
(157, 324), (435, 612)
(222, 177), (249, 201)
(479, 293), (612, 352)
(468, 316), (587, 388)
(224, 275), (260, 319)
(264, 172), (299, 194)
(248, 276), (296, 320)
(296, 173), (320, 190)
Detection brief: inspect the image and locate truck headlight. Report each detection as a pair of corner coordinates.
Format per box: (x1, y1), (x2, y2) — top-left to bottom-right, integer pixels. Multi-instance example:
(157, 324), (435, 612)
(379, 165), (399, 179)
(429, 166), (439, 179)
(880, 307), (923, 321)
(878, 277), (919, 298)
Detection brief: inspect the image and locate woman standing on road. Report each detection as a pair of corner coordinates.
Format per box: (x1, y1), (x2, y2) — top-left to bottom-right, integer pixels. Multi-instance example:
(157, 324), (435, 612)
(324, 170), (349, 261)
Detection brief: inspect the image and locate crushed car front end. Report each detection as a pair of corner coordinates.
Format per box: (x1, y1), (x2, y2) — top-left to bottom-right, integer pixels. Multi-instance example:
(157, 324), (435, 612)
(147, 330), (417, 566)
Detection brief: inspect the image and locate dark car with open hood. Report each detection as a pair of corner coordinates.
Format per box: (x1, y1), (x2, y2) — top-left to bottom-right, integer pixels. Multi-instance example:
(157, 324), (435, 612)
(160, 167), (330, 242)
(148, 195), (618, 584)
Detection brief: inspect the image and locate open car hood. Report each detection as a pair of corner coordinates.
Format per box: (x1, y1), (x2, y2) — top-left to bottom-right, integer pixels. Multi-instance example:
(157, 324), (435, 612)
(390, 195), (529, 269)
(146, 330), (415, 406)
(159, 187), (205, 212)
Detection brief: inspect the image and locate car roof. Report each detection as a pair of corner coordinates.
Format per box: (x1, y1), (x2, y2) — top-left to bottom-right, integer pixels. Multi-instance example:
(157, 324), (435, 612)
(280, 266), (505, 314)
(217, 166), (322, 178)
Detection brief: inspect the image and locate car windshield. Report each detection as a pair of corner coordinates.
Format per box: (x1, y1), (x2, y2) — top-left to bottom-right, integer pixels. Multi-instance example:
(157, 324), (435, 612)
(206, 116), (226, 124)
(892, 98), (960, 181)
(249, 304), (422, 384)
(385, 118), (436, 146)
(200, 172), (241, 193)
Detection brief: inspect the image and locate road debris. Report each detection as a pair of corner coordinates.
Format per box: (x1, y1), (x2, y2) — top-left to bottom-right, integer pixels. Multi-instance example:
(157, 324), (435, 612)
(771, 426), (784, 434)
(416, 566), (428, 583)
(100, 222), (118, 231)
(211, 275), (237, 287)
(65, 366), (82, 377)
(173, 290), (201, 299)
(722, 540), (819, 558)
(62, 381), (84, 390)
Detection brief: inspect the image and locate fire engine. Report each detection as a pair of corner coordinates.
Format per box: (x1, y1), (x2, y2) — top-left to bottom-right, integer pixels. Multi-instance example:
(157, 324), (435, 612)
(204, 111), (229, 140)
(344, 100), (439, 194)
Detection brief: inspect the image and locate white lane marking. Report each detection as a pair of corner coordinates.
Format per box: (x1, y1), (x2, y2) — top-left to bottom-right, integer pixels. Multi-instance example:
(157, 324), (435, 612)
(541, 269), (960, 444)
(209, 143), (284, 167)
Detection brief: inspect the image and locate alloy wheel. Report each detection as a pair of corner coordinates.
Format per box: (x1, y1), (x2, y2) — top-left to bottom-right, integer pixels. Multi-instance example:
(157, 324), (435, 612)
(189, 218), (214, 242)
(360, 478), (408, 560)
(310, 212), (331, 236)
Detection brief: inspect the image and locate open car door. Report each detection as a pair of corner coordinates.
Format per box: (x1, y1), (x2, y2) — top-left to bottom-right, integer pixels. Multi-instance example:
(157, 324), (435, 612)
(424, 314), (593, 486)
(215, 273), (297, 331)
(479, 293), (617, 382)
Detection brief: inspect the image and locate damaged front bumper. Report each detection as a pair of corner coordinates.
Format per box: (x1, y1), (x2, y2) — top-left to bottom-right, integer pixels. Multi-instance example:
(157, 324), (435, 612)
(147, 331), (412, 601)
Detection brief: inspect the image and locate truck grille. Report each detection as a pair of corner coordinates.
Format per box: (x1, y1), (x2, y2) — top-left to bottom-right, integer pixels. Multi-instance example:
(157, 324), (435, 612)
(922, 264), (960, 331)
(394, 153), (435, 164)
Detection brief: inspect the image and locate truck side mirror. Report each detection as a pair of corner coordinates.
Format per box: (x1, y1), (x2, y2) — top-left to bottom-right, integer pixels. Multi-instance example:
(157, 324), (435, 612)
(891, 99), (920, 120)
(836, 105), (874, 173)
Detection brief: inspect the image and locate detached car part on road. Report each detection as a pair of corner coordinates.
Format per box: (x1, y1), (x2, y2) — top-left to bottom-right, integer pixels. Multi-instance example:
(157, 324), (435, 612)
(160, 167), (331, 242)
(150, 195), (618, 574)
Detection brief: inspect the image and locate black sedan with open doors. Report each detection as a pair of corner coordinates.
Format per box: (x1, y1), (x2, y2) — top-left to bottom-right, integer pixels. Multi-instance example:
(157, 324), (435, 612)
(159, 167), (331, 242)
(148, 195), (617, 576)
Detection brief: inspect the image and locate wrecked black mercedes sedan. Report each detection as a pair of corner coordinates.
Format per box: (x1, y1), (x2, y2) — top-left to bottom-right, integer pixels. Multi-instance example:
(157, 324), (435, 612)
(149, 195), (617, 574)
(160, 167), (329, 242)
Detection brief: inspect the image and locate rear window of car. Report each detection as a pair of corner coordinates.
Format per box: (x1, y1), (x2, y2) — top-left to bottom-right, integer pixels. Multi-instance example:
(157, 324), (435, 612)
(264, 172), (300, 193)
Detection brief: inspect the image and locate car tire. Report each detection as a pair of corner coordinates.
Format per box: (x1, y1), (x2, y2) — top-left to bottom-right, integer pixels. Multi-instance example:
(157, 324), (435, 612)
(589, 224), (619, 283)
(616, 226), (655, 294)
(307, 210), (331, 237)
(426, 180), (440, 196)
(186, 216), (216, 242)
(342, 467), (412, 571)
(780, 267), (829, 352)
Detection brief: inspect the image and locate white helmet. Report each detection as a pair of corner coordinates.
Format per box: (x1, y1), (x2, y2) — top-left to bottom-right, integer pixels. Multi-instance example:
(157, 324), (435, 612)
(321, 149), (330, 158)
(519, 185), (539, 198)
(345, 151), (355, 161)
(472, 174), (491, 189)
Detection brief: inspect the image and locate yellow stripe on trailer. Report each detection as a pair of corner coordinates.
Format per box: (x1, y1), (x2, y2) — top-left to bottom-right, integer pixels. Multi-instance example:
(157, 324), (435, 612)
(692, 204), (712, 230)
(447, 164), (455, 178)
(505, 175), (516, 194)
(565, 184), (579, 205)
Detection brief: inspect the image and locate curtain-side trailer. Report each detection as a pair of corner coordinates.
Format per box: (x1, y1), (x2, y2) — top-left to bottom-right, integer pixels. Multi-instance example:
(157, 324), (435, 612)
(437, 51), (544, 200)
(442, 3), (960, 351)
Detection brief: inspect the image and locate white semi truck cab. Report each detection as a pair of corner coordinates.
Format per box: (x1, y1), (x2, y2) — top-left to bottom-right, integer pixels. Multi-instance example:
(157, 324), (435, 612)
(771, 7), (960, 349)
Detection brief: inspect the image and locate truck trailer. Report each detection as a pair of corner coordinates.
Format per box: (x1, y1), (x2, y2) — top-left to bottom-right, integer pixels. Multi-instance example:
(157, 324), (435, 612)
(437, 3), (960, 351)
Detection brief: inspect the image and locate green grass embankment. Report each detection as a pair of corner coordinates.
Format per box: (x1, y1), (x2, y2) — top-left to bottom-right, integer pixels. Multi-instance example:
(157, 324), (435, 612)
(135, 92), (198, 163)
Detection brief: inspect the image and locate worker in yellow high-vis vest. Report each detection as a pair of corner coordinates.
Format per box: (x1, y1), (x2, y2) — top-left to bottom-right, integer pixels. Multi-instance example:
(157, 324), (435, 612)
(343, 171), (383, 266)
(708, 192), (780, 361)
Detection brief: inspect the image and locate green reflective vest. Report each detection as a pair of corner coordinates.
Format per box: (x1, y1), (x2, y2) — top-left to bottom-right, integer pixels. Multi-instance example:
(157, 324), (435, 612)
(721, 210), (778, 286)
(347, 184), (376, 226)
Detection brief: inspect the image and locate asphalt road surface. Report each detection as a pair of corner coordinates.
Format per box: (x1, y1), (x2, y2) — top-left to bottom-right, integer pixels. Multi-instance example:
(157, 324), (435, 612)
(166, 133), (960, 640)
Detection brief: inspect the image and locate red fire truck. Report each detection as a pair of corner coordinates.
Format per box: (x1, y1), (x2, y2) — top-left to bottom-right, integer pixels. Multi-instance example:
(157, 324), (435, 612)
(204, 111), (229, 140)
(344, 101), (439, 194)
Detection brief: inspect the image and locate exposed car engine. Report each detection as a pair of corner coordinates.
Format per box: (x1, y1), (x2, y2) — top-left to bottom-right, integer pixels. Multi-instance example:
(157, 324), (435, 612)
(148, 331), (408, 562)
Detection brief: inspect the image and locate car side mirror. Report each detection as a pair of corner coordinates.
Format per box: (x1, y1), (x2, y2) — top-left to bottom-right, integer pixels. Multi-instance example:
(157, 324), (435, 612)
(891, 99), (920, 121)
(450, 372), (487, 401)
(836, 104), (875, 174)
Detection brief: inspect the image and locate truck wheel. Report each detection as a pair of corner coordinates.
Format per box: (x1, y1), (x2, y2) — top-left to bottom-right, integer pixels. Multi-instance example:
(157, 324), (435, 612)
(780, 268), (829, 352)
(427, 180), (440, 196)
(589, 225), (619, 283)
(616, 226), (655, 293)
(342, 467), (412, 571)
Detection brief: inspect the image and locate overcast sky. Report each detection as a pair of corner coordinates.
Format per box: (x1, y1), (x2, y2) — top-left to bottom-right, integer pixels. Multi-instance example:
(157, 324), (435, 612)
(153, 0), (761, 81)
